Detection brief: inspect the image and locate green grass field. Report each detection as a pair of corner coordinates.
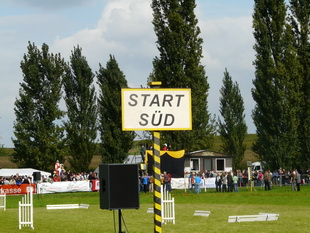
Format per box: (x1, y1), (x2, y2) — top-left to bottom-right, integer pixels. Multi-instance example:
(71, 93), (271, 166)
(0, 185), (309, 233)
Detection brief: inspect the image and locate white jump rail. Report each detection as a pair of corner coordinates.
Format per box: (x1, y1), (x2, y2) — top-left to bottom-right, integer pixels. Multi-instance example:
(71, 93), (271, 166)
(79, 204), (90, 209)
(259, 213), (280, 216)
(0, 193), (6, 211)
(46, 204), (89, 210)
(228, 213), (279, 223)
(194, 210), (211, 217)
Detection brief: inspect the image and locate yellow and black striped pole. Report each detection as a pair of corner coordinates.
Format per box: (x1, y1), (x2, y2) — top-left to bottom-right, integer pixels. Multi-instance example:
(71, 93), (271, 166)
(153, 131), (162, 233)
(148, 81), (163, 233)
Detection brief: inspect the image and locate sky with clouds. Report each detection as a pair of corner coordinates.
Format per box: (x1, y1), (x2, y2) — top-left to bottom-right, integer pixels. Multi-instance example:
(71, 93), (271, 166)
(0, 0), (256, 148)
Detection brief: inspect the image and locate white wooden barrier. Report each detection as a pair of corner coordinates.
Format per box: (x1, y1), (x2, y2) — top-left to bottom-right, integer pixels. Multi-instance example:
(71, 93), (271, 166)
(19, 187), (34, 229)
(46, 204), (89, 209)
(79, 204), (90, 209)
(228, 213), (279, 223)
(194, 210), (210, 217)
(161, 186), (175, 224)
(0, 193), (6, 211)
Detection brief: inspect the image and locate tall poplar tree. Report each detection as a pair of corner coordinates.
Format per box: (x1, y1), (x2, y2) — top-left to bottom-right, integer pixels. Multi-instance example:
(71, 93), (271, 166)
(218, 69), (247, 171)
(289, 0), (310, 169)
(97, 55), (136, 163)
(252, 0), (302, 170)
(0, 120), (6, 156)
(63, 46), (97, 172)
(150, 0), (214, 152)
(12, 42), (65, 170)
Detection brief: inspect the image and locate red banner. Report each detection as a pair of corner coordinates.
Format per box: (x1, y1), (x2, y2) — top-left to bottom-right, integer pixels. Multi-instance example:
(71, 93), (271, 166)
(92, 180), (99, 191)
(0, 184), (36, 195)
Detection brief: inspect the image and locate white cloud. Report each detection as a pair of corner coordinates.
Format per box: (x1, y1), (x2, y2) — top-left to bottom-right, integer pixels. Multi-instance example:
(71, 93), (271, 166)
(52, 0), (156, 88)
(200, 16), (256, 133)
(200, 16), (254, 70)
(2, 0), (97, 11)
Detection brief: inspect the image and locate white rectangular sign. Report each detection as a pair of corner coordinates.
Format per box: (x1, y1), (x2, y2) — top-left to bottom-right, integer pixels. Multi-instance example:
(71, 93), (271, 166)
(37, 181), (91, 194)
(122, 88), (192, 131)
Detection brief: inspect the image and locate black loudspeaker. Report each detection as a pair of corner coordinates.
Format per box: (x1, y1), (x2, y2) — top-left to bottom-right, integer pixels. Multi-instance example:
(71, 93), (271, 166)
(33, 172), (41, 181)
(99, 164), (140, 210)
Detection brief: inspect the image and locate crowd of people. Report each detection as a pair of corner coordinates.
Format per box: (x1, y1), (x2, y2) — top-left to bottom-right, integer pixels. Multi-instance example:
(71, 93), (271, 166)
(138, 167), (309, 195)
(0, 160), (98, 186)
(0, 174), (32, 185)
(188, 167), (308, 193)
(188, 171), (239, 193)
(51, 160), (98, 182)
(139, 171), (172, 193)
(0, 170), (98, 185)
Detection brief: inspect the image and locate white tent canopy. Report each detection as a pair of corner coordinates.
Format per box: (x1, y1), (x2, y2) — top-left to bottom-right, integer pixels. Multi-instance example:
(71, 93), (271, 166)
(0, 168), (51, 178)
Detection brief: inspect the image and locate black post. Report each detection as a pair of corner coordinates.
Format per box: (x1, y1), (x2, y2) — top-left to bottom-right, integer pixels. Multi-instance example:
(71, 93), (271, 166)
(118, 209), (124, 233)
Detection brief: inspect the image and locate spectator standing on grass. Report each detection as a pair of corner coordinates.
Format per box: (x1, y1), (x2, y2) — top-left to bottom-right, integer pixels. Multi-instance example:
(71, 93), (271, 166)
(163, 171), (171, 192)
(272, 170), (279, 185)
(242, 170), (248, 187)
(258, 171), (263, 187)
(215, 172), (222, 192)
(194, 174), (202, 194)
(290, 170), (296, 191)
(160, 173), (164, 186)
(164, 172), (172, 192)
(291, 170), (297, 191)
(253, 171), (258, 186)
(264, 170), (272, 191)
(149, 175), (154, 192)
(222, 172), (227, 192)
(284, 169), (290, 185)
(142, 173), (149, 193)
(278, 167), (283, 186)
(227, 172), (233, 192)
(233, 174), (239, 192)
(190, 172), (195, 192)
(237, 170), (242, 187)
(296, 170), (301, 192)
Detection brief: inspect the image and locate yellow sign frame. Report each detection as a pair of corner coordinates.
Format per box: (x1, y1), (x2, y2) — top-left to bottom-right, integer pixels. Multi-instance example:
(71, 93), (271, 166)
(122, 88), (192, 131)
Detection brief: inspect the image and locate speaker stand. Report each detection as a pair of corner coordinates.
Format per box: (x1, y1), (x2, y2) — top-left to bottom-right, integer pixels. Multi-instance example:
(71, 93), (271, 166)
(118, 209), (125, 233)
